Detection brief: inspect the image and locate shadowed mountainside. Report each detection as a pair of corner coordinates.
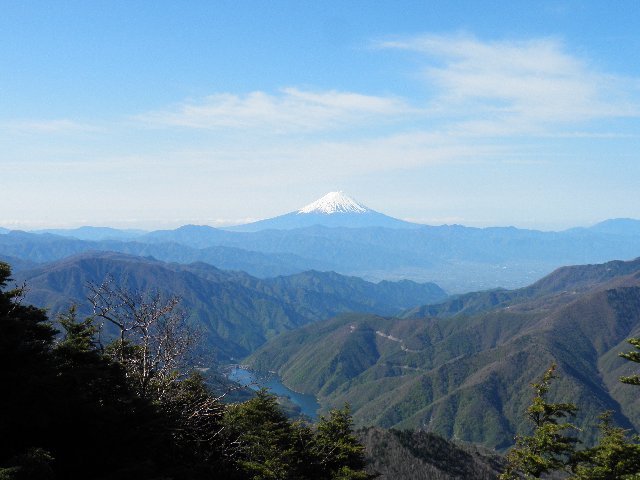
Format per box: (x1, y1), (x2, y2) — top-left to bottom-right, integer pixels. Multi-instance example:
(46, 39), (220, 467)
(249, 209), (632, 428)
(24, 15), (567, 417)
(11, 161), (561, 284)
(358, 427), (504, 479)
(12, 252), (446, 361)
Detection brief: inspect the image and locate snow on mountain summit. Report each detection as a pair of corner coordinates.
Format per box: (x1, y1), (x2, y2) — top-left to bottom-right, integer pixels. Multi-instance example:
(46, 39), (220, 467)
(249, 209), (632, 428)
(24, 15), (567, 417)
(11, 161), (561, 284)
(225, 191), (419, 230)
(298, 191), (369, 215)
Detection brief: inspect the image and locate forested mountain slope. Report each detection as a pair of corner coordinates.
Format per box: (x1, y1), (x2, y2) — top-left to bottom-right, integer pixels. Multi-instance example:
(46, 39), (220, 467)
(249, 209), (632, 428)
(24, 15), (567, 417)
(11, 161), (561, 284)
(248, 258), (640, 450)
(12, 252), (445, 360)
(358, 427), (504, 479)
(402, 257), (640, 319)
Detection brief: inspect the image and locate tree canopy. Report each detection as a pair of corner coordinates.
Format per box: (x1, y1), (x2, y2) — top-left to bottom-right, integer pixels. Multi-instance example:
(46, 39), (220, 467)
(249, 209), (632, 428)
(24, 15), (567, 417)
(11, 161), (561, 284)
(500, 365), (578, 479)
(0, 261), (370, 480)
(502, 347), (640, 479)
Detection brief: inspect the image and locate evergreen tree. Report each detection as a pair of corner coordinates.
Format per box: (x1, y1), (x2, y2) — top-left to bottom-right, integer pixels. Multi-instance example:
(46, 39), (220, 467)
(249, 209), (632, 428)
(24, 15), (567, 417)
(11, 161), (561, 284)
(569, 411), (640, 479)
(620, 338), (640, 385)
(500, 365), (578, 479)
(313, 405), (370, 480)
(222, 390), (371, 480)
(0, 262), (57, 474)
(56, 305), (98, 354)
(0, 261), (371, 479)
(223, 389), (302, 479)
(51, 307), (165, 478)
(564, 337), (640, 479)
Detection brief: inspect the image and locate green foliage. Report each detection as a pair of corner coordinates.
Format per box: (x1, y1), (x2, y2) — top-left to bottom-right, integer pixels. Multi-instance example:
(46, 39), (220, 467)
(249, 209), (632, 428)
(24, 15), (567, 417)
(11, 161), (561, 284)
(313, 406), (370, 480)
(570, 412), (640, 479)
(54, 305), (100, 366)
(0, 262), (226, 478)
(223, 391), (371, 480)
(500, 365), (578, 479)
(0, 448), (54, 480)
(0, 261), (371, 479)
(0, 262), (57, 468)
(223, 389), (312, 479)
(501, 349), (640, 479)
(620, 338), (640, 385)
(557, 338), (640, 478)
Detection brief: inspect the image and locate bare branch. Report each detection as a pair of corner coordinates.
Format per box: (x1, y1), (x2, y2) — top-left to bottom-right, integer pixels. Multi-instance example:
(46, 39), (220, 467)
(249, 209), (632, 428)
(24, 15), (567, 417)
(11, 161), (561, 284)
(86, 277), (199, 400)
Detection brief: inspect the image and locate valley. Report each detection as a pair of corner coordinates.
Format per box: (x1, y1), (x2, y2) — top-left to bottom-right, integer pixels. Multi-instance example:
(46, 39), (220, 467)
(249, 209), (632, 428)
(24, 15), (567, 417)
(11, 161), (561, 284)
(7, 5), (640, 477)
(246, 257), (640, 450)
(4, 193), (640, 478)
(4, 195), (640, 292)
(227, 366), (320, 420)
(12, 251), (446, 361)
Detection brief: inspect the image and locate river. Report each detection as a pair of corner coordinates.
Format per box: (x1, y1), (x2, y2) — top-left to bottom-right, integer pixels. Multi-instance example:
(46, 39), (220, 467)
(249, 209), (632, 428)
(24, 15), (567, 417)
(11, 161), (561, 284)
(227, 367), (320, 420)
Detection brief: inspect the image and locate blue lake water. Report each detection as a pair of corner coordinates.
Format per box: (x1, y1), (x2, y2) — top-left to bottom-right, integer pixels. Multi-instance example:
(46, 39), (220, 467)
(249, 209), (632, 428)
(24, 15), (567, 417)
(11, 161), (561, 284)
(228, 367), (320, 420)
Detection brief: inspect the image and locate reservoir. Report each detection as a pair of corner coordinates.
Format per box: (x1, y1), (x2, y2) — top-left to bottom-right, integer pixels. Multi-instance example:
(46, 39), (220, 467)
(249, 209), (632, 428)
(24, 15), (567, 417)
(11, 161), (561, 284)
(228, 367), (320, 420)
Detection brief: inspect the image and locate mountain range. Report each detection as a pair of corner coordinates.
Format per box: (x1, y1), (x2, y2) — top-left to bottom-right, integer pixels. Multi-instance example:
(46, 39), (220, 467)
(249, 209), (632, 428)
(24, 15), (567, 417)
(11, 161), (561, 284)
(33, 226), (146, 241)
(12, 252), (446, 361)
(246, 257), (640, 450)
(6, 191), (640, 452)
(3, 192), (640, 292)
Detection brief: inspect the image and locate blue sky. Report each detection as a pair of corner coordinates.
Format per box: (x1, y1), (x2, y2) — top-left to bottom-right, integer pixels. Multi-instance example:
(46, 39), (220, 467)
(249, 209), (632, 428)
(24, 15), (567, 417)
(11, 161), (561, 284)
(2, 1), (639, 230)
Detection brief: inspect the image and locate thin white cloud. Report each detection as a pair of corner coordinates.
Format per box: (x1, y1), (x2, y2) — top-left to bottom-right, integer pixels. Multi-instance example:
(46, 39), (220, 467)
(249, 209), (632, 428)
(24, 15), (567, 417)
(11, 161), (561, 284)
(132, 131), (509, 185)
(136, 34), (640, 139)
(135, 87), (412, 132)
(379, 33), (640, 135)
(0, 129), (504, 187)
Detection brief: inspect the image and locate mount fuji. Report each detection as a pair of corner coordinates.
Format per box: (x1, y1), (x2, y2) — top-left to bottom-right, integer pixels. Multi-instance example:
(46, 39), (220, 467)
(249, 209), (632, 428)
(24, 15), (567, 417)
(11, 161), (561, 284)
(227, 191), (421, 231)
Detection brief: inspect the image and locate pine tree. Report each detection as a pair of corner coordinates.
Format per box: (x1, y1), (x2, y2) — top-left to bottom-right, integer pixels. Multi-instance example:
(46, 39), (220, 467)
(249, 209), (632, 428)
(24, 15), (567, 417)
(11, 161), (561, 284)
(620, 338), (640, 385)
(569, 411), (640, 479)
(223, 389), (302, 479)
(313, 405), (371, 480)
(0, 262), (57, 472)
(500, 365), (578, 479)
(563, 337), (640, 479)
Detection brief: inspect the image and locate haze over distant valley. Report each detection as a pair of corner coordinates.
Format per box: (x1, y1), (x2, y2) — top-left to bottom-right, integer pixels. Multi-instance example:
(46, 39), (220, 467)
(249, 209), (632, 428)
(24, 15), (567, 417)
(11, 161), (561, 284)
(4, 3), (640, 478)
(3, 191), (640, 292)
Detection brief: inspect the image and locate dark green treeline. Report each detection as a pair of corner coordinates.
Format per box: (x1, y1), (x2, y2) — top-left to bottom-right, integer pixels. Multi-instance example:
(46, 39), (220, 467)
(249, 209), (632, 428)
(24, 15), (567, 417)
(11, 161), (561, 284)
(0, 261), (370, 480)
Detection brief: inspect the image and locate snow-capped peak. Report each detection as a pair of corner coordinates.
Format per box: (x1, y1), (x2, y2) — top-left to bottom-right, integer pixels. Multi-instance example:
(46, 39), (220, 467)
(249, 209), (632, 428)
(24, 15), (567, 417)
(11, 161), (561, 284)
(298, 191), (369, 215)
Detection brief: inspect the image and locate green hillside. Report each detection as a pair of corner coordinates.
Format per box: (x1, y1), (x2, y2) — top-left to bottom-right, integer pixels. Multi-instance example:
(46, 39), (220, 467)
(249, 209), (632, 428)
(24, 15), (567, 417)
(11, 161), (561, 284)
(358, 427), (504, 479)
(247, 258), (640, 450)
(402, 257), (640, 319)
(12, 252), (446, 360)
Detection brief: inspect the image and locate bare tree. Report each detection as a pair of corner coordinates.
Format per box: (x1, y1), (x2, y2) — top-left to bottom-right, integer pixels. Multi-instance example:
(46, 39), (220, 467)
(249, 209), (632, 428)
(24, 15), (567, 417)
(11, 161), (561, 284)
(88, 276), (200, 399)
